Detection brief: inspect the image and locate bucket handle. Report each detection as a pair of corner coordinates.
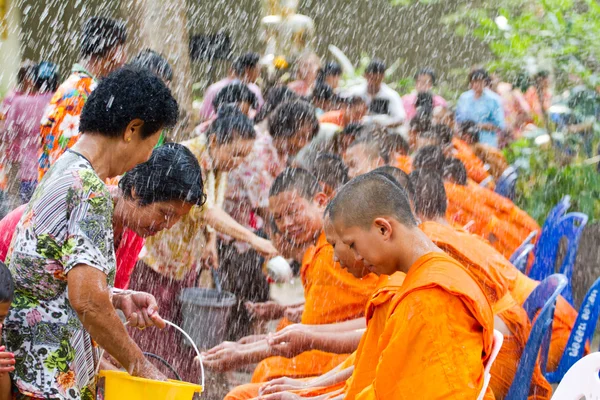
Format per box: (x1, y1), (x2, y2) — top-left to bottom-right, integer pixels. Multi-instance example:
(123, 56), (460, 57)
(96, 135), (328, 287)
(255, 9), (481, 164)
(164, 319), (205, 388)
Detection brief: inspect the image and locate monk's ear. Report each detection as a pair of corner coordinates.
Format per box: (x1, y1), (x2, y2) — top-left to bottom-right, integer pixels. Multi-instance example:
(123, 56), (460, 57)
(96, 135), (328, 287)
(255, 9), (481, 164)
(373, 217), (392, 240)
(314, 192), (329, 209)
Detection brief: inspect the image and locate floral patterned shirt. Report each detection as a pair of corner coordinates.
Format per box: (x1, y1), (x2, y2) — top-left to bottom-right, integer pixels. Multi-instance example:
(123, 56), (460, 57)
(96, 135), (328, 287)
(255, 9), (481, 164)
(38, 64), (97, 182)
(4, 150), (115, 399)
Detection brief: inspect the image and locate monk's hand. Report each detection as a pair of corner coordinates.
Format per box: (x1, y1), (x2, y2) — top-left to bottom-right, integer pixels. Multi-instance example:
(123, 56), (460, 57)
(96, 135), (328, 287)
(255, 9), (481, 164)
(245, 301), (286, 321)
(238, 334), (267, 345)
(113, 291), (166, 330)
(201, 343), (248, 372)
(258, 393), (302, 400)
(266, 329), (314, 358)
(202, 341), (239, 356)
(259, 377), (308, 395)
(283, 305), (304, 323)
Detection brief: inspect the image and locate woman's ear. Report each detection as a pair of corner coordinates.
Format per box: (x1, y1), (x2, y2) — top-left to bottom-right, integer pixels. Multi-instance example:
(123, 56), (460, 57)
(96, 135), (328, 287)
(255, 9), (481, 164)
(124, 118), (145, 142)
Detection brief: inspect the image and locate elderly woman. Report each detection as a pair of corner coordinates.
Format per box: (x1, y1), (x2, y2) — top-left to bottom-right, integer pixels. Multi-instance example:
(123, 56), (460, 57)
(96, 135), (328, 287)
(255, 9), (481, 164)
(3, 67), (179, 399)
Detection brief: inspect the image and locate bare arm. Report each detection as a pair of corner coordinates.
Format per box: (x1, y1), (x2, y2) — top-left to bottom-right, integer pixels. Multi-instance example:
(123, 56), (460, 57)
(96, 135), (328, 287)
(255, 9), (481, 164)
(68, 266), (163, 380)
(301, 318), (365, 333)
(201, 339), (275, 372)
(260, 365), (354, 396)
(268, 327), (364, 356)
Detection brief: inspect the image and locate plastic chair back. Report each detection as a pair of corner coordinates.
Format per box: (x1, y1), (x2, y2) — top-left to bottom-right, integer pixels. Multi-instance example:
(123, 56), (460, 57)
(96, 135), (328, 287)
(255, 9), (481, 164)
(495, 166), (518, 200)
(512, 244), (536, 273)
(506, 274), (567, 400)
(551, 352), (600, 400)
(544, 277), (600, 383)
(529, 212), (588, 305)
(478, 330), (505, 400)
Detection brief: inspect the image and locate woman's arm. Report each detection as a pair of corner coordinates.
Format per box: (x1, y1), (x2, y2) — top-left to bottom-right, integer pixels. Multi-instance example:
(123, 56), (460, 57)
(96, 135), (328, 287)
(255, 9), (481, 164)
(202, 207), (278, 257)
(68, 266), (164, 380)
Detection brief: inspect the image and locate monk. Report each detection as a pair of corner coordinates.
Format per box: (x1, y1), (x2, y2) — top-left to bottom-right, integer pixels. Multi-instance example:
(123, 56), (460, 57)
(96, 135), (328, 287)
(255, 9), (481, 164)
(409, 169), (551, 399)
(342, 138), (388, 179)
(319, 96), (367, 128)
(451, 136), (492, 185)
(204, 168), (378, 383)
(323, 172), (495, 399)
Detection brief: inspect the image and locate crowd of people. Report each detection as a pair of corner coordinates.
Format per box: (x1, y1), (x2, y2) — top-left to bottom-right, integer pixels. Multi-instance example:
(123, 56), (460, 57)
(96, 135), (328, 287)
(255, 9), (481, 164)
(0, 14), (587, 400)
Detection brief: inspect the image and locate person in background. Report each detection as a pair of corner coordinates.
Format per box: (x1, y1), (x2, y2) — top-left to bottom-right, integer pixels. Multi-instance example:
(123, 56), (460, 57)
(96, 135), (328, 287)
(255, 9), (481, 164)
(319, 95), (367, 128)
(38, 16), (127, 182)
(456, 68), (505, 148)
(316, 61), (343, 91)
(199, 52), (263, 120)
(402, 67), (447, 121)
(128, 49), (174, 147)
(0, 61), (37, 122)
(5, 66), (179, 399)
(288, 52), (321, 97)
(0, 261), (14, 400)
(213, 83), (259, 117)
(494, 72), (532, 141)
(525, 70), (553, 127)
(345, 59), (406, 128)
(310, 83), (336, 117)
(458, 121), (509, 180)
(343, 138), (388, 179)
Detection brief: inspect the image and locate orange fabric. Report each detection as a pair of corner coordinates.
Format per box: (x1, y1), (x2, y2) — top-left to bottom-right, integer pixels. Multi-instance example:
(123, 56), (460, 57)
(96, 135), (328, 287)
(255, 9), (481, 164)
(472, 143), (509, 181)
(394, 154), (412, 173)
(421, 221), (551, 399)
(319, 110), (345, 127)
(349, 252), (495, 400)
(452, 138), (491, 184)
(251, 232), (378, 383)
(512, 272), (580, 372)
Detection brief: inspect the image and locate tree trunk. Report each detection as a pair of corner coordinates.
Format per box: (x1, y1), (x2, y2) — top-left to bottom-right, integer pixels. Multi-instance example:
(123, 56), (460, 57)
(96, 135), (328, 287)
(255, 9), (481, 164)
(122, 0), (194, 140)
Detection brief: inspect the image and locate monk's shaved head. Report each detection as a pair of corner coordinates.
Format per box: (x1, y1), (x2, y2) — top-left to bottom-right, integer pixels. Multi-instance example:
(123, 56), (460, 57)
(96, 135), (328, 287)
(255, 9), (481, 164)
(443, 157), (468, 186)
(371, 166), (414, 198)
(270, 167), (320, 199)
(326, 172), (417, 230)
(348, 137), (389, 163)
(409, 169), (447, 220)
(413, 145), (444, 174)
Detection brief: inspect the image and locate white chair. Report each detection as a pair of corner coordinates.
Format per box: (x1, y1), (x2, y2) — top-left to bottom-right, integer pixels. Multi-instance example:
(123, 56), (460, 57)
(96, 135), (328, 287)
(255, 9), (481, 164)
(552, 352), (600, 400)
(478, 330), (504, 400)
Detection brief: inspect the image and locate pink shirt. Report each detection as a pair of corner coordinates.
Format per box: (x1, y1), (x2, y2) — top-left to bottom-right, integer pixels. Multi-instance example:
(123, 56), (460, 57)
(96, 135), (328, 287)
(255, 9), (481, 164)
(198, 77), (264, 120)
(402, 91), (447, 121)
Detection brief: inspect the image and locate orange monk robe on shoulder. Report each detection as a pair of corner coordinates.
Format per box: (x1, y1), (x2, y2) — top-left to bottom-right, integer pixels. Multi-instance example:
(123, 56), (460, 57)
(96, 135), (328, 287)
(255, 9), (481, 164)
(251, 232), (379, 383)
(420, 221), (552, 399)
(394, 154), (412, 174)
(511, 271), (581, 372)
(452, 137), (492, 185)
(348, 252), (495, 400)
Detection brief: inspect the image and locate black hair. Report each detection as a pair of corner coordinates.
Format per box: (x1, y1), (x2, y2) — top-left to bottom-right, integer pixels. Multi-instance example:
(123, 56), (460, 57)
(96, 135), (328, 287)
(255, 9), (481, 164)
(415, 67), (437, 85)
(80, 16), (127, 58)
(316, 62), (342, 83)
(412, 145), (445, 174)
(365, 59), (386, 75)
(17, 60), (37, 86)
(442, 157), (468, 185)
(119, 143), (206, 206)
(232, 52), (260, 76)
(341, 122), (364, 138)
(129, 49), (173, 82)
(459, 120), (480, 143)
(409, 169), (447, 219)
(312, 153), (349, 191)
(415, 92), (434, 117)
(35, 62), (59, 93)
(269, 167), (320, 200)
(207, 105), (256, 144)
(0, 261), (14, 303)
(381, 133), (409, 157)
(269, 100), (319, 140)
(79, 66), (178, 138)
(343, 95), (366, 107)
(254, 85), (299, 123)
(432, 124), (453, 145)
(311, 83), (335, 103)
(410, 111), (433, 133)
(372, 166), (414, 198)
(212, 83), (258, 111)
(468, 68), (489, 83)
(534, 70), (550, 81)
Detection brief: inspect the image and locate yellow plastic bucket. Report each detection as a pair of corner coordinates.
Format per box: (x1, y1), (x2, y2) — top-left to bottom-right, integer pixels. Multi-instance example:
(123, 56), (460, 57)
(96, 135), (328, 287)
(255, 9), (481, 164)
(97, 370), (203, 400)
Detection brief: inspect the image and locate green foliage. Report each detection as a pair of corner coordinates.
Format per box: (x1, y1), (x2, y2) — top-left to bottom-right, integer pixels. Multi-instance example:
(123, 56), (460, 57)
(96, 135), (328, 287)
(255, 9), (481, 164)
(504, 138), (600, 223)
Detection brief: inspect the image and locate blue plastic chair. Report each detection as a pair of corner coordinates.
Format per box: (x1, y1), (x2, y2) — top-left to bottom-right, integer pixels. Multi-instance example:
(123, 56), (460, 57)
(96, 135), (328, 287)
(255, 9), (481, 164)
(510, 230), (539, 271)
(529, 212), (588, 305)
(506, 274), (568, 400)
(495, 166), (518, 200)
(543, 277), (600, 383)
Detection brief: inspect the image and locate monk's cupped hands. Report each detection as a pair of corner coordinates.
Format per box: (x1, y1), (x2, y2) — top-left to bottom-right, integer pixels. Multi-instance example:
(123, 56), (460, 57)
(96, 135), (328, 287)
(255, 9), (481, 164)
(266, 325), (315, 358)
(259, 376), (308, 395)
(201, 341), (249, 372)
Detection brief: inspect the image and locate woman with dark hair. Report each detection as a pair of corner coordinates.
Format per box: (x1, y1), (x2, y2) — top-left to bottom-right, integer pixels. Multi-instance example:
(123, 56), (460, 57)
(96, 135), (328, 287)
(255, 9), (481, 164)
(4, 66), (179, 399)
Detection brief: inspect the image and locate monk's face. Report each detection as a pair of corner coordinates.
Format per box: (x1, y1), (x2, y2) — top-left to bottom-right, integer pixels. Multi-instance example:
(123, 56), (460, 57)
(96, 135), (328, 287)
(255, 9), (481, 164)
(333, 216), (399, 276)
(343, 144), (385, 179)
(324, 216), (370, 278)
(269, 190), (324, 246)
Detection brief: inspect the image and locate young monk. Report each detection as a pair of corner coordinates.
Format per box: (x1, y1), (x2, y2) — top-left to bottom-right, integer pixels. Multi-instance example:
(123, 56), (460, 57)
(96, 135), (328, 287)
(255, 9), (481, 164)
(323, 172), (495, 399)
(342, 138), (388, 179)
(409, 170), (552, 399)
(380, 134), (412, 173)
(203, 168), (378, 383)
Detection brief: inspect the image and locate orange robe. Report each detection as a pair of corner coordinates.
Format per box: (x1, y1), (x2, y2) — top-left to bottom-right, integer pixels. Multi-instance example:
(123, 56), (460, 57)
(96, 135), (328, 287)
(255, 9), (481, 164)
(452, 137), (492, 185)
(394, 154), (412, 174)
(319, 110), (345, 127)
(511, 272), (580, 372)
(251, 232), (379, 383)
(421, 221), (552, 399)
(348, 252), (495, 400)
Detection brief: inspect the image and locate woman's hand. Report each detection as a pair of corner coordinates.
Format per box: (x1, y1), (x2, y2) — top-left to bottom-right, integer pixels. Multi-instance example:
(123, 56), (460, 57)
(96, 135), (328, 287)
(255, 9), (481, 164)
(132, 358), (168, 381)
(113, 291), (166, 329)
(0, 346), (15, 374)
(200, 233), (219, 270)
(250, 236), (279, 258)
